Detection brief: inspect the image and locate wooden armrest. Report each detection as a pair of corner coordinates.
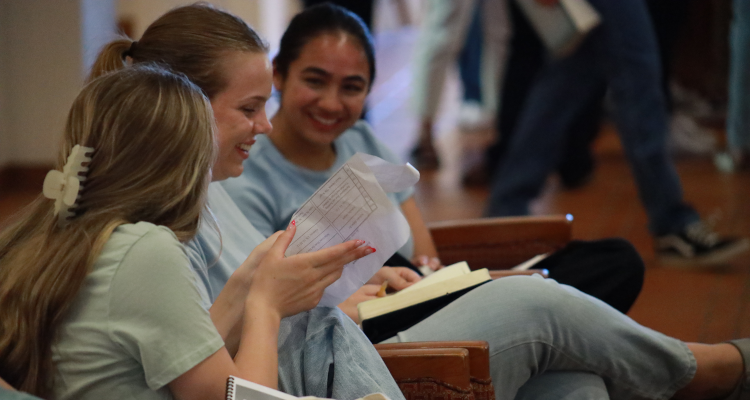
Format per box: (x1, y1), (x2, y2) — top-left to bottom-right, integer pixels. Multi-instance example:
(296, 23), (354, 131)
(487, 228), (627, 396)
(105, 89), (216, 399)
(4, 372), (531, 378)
(376, 348), (472, 390)
(428, 215), (572, 270)
(375, 341), (490, 382)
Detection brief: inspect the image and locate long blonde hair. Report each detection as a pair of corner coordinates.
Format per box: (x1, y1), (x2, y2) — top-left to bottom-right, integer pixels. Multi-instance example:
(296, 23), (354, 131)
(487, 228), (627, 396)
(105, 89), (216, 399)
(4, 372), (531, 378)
(89, 3), (269, 98)
(0, 64), (216, 396)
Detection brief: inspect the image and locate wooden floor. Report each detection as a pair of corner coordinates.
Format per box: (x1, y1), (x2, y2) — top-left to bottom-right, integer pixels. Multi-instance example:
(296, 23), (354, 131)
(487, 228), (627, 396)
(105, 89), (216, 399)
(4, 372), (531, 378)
(1, 27), (749, 344)
(366, 28), (750, 344)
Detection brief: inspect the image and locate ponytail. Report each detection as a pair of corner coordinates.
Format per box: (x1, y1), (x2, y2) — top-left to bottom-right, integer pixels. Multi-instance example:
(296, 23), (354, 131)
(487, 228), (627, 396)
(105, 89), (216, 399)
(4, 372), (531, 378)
(87, 38), (133, 82)
(87, 4), (268, 99)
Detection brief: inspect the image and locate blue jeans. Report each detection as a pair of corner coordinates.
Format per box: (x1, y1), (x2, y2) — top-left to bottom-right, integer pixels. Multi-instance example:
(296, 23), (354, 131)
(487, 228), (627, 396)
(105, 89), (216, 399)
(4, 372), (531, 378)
(459, 3), (484, 103)
(384, 275), (696, 400)
(485, 0), (699, 236)
(728, 0), (750, 152)
(277, 307), (405, 400)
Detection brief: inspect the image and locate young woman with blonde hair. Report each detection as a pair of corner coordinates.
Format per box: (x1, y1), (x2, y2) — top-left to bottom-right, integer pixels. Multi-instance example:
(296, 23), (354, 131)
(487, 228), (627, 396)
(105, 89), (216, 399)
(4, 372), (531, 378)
(0, 63), (373, 399)
(85, 4), (402, 400)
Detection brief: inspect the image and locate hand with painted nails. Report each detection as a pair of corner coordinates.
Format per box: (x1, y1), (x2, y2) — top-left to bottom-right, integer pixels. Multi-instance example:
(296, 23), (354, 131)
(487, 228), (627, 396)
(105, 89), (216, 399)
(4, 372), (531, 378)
(245, 220), (375, 319)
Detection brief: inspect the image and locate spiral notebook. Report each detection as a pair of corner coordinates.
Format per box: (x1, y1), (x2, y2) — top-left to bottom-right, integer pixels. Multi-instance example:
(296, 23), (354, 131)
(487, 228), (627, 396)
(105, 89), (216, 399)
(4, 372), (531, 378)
(226, 376), (297, 400)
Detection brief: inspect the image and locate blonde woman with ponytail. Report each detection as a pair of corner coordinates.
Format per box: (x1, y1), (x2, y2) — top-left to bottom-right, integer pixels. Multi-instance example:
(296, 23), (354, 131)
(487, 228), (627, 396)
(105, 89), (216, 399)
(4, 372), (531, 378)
(78, 4), (403, 400)
(0, 63), (372, 399)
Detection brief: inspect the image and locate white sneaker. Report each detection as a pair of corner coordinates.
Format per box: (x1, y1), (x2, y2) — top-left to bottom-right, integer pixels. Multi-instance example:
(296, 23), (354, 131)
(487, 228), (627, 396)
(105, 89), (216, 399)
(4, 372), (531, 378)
(668, 113), (716, 155)
(715, 149), (748, 174)
(457, 101), (494, 131)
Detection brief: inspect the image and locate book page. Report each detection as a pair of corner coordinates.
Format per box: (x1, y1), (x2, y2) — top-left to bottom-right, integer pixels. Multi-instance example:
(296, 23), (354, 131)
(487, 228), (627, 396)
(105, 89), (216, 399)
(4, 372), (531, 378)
(358, 268), (492, 319)
(398, 262), (470, 294)
(510, 254), (549, 271)
(285, 153), (419, 307)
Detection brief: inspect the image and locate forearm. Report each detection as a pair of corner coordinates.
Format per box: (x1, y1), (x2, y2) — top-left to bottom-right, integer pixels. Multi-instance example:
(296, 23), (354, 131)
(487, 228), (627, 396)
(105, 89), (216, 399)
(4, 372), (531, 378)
(209, 276), (248, 356)
(233, 304), (282, 389)
(401, 198), (439, 258)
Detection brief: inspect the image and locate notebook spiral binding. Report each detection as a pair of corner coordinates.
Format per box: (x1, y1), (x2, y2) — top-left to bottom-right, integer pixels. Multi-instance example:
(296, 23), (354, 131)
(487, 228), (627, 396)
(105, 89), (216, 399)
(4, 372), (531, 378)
(226, 376), (236, 400)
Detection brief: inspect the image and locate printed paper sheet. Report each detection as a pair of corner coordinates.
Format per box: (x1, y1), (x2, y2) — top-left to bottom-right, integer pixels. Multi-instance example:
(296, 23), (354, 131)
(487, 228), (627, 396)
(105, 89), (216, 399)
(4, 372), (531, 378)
(285, 153), (419, 307)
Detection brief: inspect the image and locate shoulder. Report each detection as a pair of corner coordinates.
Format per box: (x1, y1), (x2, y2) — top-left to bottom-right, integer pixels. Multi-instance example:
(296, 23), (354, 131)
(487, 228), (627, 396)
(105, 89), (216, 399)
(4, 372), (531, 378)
(337, 120), (404, 164)
(106, 222), (189, 290)
(103, 222), (181, 265)
(117, 222), (182, 259)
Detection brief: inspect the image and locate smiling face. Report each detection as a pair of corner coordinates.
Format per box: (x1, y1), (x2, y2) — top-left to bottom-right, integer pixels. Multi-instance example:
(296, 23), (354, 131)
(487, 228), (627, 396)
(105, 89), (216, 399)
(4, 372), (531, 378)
(273, 32), (370, 147)
(210, 51), (273, 181)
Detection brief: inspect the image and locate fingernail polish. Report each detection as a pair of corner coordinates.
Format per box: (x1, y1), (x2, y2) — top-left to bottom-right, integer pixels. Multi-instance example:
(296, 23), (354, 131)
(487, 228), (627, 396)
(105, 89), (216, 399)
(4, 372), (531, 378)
(368, 247), (377, 253)
(355, 240), (365, 246)
(287, 220), (296, 230)
(292, 220), (296, 226)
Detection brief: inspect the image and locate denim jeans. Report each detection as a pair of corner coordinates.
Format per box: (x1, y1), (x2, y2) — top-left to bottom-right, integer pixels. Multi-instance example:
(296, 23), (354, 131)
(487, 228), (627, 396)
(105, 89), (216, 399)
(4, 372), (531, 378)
(485, 0), (699, 236)
(277, 307), (405, 400)
(459, 4), (484, 103)
(728, 0), (750, 152)
(383, 275), (696, 400)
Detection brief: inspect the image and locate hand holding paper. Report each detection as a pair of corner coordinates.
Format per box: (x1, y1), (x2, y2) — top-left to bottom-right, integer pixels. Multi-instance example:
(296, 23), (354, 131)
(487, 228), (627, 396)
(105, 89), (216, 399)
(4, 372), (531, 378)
(284, 153), (419, 307)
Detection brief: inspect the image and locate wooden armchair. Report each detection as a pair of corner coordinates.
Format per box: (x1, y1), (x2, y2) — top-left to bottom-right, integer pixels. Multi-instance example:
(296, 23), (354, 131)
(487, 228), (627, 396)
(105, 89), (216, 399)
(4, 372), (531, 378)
(429, 215), (572, 270)
(376, 215), (573, 400)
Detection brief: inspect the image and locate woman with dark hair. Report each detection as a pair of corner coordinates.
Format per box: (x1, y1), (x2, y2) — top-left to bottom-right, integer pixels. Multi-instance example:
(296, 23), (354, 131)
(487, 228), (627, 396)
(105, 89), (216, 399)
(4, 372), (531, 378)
(222, 4), (750, 400)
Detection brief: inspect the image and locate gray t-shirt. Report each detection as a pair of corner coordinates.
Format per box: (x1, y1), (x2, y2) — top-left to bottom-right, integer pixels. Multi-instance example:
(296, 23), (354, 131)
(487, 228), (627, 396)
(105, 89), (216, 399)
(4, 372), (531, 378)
(222, 120), (415, 260)
(52, 222), (224, 400)
(185, 183), (267, 304)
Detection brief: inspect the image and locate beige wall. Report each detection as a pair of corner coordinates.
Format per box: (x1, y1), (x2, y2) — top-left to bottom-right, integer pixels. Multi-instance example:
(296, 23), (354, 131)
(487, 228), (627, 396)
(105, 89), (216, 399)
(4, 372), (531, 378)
(117, 0), (301, 50)
(0, 0), (116, 168)
(0, 0), (422, 170)
(0, 1), (9, 168)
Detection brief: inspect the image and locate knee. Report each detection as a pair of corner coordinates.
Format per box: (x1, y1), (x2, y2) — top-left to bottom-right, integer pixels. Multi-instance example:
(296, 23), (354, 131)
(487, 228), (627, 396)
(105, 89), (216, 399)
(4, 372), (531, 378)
(479, 275), (579, 316)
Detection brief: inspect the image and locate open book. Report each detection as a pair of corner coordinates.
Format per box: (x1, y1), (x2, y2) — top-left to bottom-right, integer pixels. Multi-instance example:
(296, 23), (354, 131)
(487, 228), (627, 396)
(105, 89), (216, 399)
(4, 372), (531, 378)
(358, 262), (491, 343)
(515, 0), (601, 57)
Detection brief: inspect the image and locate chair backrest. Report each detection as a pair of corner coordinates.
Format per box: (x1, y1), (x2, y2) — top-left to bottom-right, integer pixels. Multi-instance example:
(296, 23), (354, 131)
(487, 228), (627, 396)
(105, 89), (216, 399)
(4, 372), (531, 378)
(428, 215), (573, 270)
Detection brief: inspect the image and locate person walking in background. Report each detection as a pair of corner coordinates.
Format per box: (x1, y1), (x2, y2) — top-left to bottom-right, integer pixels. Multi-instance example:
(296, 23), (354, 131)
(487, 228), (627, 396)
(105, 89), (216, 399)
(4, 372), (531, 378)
(485, 0), (749, 265)
(717, 0), (750, 172)
(410, 0), (510, 169)
(456, 6), (496, 131)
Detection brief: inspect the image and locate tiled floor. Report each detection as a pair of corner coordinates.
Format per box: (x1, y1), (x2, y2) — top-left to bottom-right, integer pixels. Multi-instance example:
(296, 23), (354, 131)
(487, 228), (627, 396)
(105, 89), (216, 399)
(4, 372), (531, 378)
(2, 27), (749, 344)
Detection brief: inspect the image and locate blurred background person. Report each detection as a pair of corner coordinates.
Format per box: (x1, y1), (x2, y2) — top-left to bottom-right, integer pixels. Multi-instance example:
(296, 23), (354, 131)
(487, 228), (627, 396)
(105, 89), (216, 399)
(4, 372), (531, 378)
(716, 0), (750, 173)
(466, 0), (711, 189)
(409, 0), (510, 170)
(484, 0), (749, 265)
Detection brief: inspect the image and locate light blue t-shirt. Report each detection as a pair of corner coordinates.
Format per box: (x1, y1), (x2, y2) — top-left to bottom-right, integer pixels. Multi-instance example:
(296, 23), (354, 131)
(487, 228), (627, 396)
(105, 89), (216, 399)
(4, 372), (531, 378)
(53, 222), (224, 400)
(222, 120), (415, 260)
(185, 183), (267, 304)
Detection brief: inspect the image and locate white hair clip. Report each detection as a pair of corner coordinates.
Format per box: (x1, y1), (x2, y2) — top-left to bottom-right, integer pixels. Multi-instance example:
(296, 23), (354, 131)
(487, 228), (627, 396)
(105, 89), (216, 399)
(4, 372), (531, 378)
(42, 145), (94, 226)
